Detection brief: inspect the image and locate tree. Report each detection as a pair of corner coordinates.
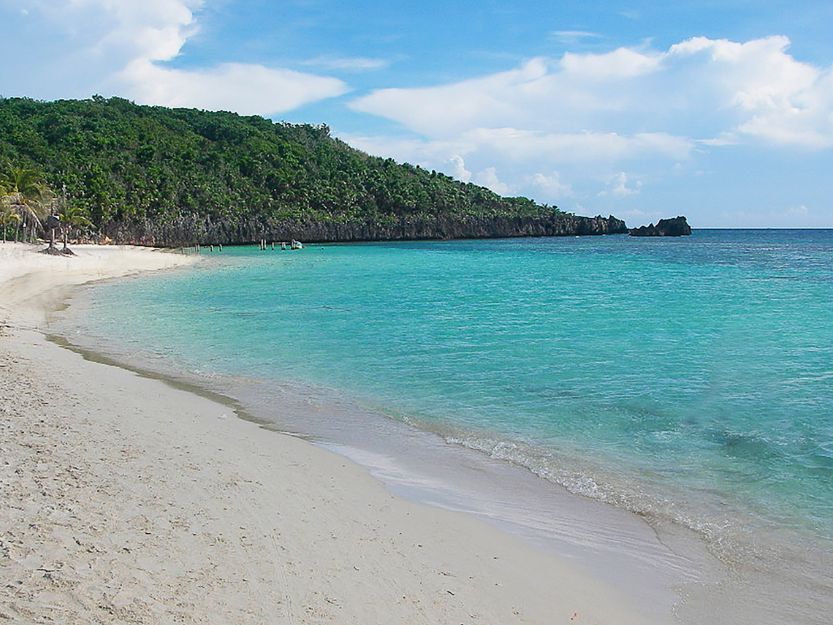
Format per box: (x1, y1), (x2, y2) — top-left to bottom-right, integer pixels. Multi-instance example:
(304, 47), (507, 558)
(0, 97), (571, 246)
(59, 203), (93, 252)
(0, 165), (49, 243)
(0, 201), (21, 243)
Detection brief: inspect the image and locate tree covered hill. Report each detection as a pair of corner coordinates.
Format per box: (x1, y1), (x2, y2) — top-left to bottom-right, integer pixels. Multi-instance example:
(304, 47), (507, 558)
(0, 96), (626, 245)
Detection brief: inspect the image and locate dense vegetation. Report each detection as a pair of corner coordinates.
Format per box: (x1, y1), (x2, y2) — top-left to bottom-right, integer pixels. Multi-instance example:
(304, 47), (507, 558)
(0, 97), (625, 245)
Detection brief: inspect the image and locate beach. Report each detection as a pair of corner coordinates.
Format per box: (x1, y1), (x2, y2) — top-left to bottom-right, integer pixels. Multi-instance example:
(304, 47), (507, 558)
(0, 242), (650, 624)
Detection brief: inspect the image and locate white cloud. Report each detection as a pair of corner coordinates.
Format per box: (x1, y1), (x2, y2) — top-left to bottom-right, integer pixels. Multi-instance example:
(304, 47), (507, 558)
(91, 0), (201, 62)
(668, 36), (833, 148)
(300, 55), (390, 72)
(697, 133), (740, 147)
(351, 35), (833, 150)
(350, 57), (550, 137)
(335, 127), (687, 206)
(473, 167), (510, 195)
(459, 128), (693, 162)
(336, 133), (471, 166)
(345, 34), (833, 210)
(601, 172), (642, 197)
(3, 0), (348, 115)
(448, 155), (472, 182)
(550, 30), (602, 44)
(559, 47), (662, 79)
(530, 171), (573, 199)
(615, 207), (673, 226)
(123, 61), (347, 116)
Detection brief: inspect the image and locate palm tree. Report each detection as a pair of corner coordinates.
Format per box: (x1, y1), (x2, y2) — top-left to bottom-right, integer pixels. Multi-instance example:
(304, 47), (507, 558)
(0, 165), (49, 243)
(59, 203), (93, 253)
(0, 181), (9, 242)
(0, 202), (21, 243)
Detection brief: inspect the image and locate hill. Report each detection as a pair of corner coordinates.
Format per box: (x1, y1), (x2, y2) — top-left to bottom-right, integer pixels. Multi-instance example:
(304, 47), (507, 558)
(0, 97), (626, 245)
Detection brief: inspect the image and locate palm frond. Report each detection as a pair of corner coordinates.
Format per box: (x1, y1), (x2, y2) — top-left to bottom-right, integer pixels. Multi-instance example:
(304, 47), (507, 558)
(0, 209), (21, 226)
(9, 198), (43, 231)
(60, 204), (94, 228)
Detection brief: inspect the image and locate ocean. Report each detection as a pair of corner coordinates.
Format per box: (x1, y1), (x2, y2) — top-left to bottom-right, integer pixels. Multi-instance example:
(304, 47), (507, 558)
(58, 230), (833, 624)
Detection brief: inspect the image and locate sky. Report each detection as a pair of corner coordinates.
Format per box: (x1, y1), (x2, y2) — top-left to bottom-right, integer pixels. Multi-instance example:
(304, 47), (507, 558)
(2, 1), (833, 227)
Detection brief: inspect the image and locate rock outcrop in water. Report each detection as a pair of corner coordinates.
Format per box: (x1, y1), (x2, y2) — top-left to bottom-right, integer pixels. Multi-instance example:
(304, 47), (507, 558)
(101, 213), (628, 247)
(629, 216), (691, 237)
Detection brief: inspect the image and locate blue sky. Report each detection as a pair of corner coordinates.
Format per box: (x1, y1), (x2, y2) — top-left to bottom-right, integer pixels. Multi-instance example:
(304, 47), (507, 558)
(2, 0), (833, 227)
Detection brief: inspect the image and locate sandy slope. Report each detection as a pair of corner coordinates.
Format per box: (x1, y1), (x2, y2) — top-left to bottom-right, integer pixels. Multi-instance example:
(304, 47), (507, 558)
(0, 242), (649, 624)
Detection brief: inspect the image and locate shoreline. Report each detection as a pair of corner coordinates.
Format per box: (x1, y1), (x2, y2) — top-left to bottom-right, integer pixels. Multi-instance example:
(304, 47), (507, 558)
(55, 287), (833, 625)
(51, 256), (725, 619)
(47, 311), (707, 621)
(1, 242), (654, 623)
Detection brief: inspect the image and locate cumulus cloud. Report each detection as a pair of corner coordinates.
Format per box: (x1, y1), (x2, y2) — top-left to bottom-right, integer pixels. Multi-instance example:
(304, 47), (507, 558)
(346, 34), (833, 203)
(350, 35), (833, 150)
(530, 172), (573, 199)
(600, 172), (642, 197)
(473, 167), (510, 195)
(668, 36), (833, 148)
(448, 155), (472, 182)
(2, 0), (347, 115)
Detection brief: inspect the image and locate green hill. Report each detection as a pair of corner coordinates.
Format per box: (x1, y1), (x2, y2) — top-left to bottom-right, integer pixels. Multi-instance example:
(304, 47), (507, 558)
(0, 96), (626, 245)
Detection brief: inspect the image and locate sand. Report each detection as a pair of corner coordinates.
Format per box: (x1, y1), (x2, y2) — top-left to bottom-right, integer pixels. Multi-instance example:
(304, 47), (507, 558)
(0, 242), (651, 624)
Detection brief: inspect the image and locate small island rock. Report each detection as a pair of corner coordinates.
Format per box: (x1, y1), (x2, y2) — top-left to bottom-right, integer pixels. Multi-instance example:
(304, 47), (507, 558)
(629, 216), (692, 237)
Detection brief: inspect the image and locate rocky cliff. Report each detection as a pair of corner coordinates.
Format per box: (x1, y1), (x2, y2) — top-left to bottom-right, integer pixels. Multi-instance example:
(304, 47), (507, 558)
(101, 213), (628, 247)
(629, 216), (691, 237)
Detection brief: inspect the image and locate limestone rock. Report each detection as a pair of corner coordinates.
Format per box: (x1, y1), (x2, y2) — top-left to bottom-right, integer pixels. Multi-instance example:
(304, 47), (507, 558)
(629, 216), (691, 237)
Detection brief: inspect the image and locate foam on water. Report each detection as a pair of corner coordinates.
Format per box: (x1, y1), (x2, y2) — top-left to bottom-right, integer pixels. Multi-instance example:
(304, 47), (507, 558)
(55, 230), (833, 624)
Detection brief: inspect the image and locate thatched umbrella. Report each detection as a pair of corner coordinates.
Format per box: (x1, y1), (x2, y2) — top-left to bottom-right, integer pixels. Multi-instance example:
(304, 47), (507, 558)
(40, 213), (63, 255)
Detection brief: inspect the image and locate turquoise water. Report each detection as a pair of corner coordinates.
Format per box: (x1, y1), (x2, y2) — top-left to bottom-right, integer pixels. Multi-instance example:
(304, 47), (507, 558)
(77, 231), (833, 552)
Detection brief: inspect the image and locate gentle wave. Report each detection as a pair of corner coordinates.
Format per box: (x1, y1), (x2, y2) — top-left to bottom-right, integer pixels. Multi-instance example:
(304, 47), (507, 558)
(57, 231), (833, 624)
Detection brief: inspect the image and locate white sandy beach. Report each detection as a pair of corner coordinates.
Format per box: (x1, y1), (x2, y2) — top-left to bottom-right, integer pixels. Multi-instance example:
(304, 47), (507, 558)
(0, 242), (651, 624)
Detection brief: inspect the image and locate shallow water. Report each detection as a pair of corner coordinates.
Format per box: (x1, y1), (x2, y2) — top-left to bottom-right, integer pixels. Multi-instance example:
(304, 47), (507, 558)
(61, 230), (833, 623)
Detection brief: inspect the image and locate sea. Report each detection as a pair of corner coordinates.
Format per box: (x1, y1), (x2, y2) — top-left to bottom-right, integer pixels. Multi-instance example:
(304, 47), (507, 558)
(55, 229), (833, 624)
